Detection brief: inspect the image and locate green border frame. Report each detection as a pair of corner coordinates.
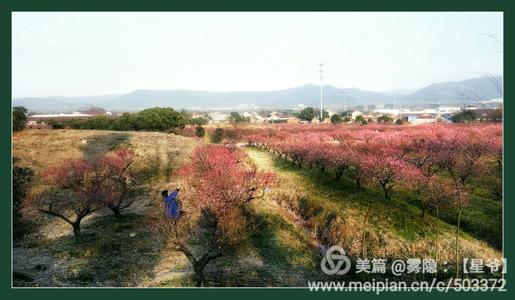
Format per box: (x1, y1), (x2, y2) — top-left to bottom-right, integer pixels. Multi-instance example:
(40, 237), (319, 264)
(1, 0), (511, 298)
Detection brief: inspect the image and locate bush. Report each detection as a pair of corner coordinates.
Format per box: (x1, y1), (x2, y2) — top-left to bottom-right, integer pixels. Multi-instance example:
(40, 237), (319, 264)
(78, 115), (115, 130)
(330, 114), (343, 124)
(229, 112), (250, 123)
(395, 119), (403, 125)
(112, 113), (137, 131)
(48, 119), (64, 129)
(211, 128), (224, 143)
(13, 106), (28, 132)
(377, 115), (393, 123)
(132, 107), (185, 131)
(452, 110), (477, 123)
(58, 107), (186, 132)
(13, 161), (33, 239)
(192, 117), (209, 126)
(195, 126), (206, 138)
(295, 107), (316, 122)
(355, 115), (365, 124)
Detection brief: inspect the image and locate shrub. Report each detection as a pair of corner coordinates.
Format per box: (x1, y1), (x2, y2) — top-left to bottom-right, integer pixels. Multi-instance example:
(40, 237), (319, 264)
(48, 119), (64, 129)
(112, 113), (137, 131)
(295, 107), (316, 122)
(79, 115), (114, 130)
(13, 106), (28, 132)
(192, 117), (209, 126)
(377, 115), (393, 123)
(330, 114), (343, 124)
(13, 160), (33, 239)
(355, 115), (365, 124)
(228, 112), (250, 123)
(133, 107), (185, 131)
(211, 128), (224, 143)
(63, 107), (186, 132)
(452, 110), (477, 123)
(195, 126), (205, 138)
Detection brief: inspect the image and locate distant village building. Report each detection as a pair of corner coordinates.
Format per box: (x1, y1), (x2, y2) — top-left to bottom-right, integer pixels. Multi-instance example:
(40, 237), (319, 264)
(399, 109), (438, 124)
(373, 108), (403, 117)
(209, 112), (229, 123)
(29, 112), (93, 118)
(438, 107), (461, 114)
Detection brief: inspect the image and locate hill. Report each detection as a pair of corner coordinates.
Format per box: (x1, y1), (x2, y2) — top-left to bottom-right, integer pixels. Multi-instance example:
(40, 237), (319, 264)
(399, 75), (503, 106)
(14, 94), (121, 113)
(12, 75), (503, 112)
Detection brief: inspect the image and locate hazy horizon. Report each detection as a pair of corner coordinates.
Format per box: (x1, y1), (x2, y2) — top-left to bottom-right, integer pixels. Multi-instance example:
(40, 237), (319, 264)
(12, 12), (503, 99)
(11, 76), (503, 100)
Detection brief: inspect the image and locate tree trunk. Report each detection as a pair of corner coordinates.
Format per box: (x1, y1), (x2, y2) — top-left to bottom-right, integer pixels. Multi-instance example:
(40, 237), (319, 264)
(421, 207), (427, 219)
(177, 244), (223, 287)
(435, 206), (440, 262)
(193, 264), (206, 287)
(381, 183), (390, 199)
(362, 203), (372, 258)
(455, 205), (463, 278)
(109, 205), (123, 219)
(72, 222), (82, 243)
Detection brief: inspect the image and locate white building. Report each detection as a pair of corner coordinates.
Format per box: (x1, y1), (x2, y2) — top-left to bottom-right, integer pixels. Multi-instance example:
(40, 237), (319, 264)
(30, 112), (93, 118)
(438, 107), (461, 114)
(373, 108), (404, 116)
(209, 112), (229, 123)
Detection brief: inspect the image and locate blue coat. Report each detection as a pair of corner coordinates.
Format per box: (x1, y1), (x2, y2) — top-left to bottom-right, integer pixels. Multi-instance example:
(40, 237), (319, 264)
(164, 191), (180, 219)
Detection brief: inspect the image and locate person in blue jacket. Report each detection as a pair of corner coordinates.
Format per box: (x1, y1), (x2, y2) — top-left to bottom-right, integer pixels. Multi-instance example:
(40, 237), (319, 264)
(169, 188), (180, 218)
(161, 188), (180, 219)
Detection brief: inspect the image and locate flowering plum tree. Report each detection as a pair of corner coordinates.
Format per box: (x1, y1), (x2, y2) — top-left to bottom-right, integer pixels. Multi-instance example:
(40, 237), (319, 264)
(153, 145), (275, 286)
(26, 159), (102, 242)
(432, 129), (489, 276)
(25, 147), (137, 241)
(360, 154), (416, 199)
(94, 147), (138, 218)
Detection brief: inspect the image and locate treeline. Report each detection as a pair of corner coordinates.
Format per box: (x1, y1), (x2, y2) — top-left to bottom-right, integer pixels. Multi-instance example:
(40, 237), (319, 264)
(49, 107), (189, 132)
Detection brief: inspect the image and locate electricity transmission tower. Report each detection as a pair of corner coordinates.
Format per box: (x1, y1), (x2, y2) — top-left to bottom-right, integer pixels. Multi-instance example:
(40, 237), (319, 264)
(319, 63), (324, 122)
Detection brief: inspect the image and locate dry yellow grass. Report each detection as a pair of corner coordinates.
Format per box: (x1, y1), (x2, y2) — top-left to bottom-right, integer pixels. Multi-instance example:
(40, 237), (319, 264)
(13, 129), (200, 195)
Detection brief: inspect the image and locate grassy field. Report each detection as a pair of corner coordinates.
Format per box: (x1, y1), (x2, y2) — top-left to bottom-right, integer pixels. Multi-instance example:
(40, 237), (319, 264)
(243, 148), (501, 262)
(12, 129), (503, 287)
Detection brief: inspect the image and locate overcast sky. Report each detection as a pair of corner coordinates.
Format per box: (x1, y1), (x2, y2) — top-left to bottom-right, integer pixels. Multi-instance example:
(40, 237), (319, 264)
(12, 12), (503, 98)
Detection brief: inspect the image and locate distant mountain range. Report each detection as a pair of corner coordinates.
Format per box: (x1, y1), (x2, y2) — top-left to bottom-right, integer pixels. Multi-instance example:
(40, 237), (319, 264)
(13, 75), (502, 113)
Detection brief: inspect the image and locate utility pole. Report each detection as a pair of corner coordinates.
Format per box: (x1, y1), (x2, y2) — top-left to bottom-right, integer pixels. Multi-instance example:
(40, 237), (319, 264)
(344, 95), (347, 116)
(319, 63), (324, 122)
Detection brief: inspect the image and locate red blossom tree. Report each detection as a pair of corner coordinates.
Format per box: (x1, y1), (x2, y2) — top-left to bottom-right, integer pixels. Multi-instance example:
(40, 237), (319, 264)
(94, 147), (138, 218)
(432, 129), (489, 277)
(360, 154), (417, 199)
(25, 158), (102, 242)
(25, 147), (137, 241)
(152, 145), (275, 286)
